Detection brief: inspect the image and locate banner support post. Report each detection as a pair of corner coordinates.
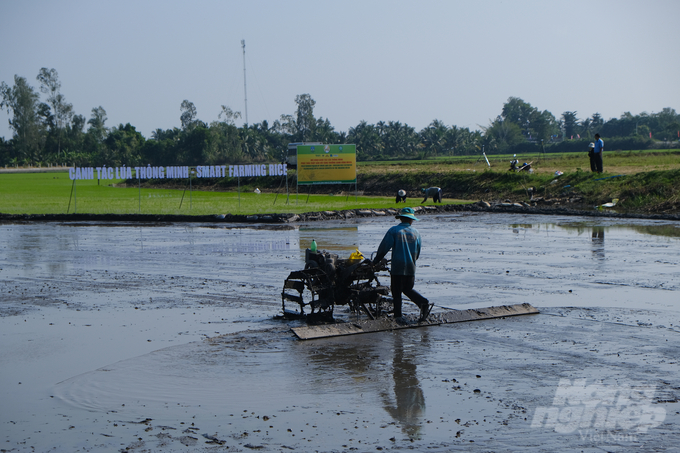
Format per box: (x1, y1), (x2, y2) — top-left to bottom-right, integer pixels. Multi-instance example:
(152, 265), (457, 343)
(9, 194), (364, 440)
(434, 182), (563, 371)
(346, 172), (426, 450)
(179, 174), (188, 209)
(284, 170), (288, 205)
(67, 178), (75, 214)
(273, 175), (281, 205)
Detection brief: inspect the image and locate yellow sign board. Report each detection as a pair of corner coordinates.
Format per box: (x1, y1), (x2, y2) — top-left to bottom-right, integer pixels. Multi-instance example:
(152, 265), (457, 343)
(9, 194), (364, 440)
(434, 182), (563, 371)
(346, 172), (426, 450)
(296, 144), (356, 185)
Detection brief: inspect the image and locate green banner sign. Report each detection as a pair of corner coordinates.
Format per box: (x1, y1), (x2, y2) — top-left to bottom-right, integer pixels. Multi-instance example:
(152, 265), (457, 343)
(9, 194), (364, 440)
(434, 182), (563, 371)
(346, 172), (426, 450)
(296, 144), (356, 185)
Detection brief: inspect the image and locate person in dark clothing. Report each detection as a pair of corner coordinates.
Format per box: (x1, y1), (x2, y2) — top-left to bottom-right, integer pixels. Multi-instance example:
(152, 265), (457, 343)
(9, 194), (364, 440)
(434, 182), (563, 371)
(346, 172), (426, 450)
(588, 142), (597, 172)
(421, 187), (442, 203)
(372, 207), (432, 322)
(396, 189), (407, 203)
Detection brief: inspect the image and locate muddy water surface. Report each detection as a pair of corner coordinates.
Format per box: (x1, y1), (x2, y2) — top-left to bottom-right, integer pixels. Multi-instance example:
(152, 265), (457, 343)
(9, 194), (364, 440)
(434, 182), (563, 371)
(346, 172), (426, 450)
(1, 213), (679, 452)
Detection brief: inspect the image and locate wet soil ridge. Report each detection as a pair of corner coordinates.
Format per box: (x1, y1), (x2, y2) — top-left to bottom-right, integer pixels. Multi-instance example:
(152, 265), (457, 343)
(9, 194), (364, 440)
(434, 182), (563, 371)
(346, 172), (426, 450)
(2, 201), (680, 224)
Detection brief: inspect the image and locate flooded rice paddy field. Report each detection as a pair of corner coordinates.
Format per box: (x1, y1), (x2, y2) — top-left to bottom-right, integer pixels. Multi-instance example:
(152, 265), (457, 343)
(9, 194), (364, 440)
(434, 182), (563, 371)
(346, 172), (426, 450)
(1, 212), (679, 452)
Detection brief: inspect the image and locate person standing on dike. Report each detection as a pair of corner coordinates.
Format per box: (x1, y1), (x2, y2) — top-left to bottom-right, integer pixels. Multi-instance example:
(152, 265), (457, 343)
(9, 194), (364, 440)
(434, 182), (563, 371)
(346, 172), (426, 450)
(593, 133), (604, 173)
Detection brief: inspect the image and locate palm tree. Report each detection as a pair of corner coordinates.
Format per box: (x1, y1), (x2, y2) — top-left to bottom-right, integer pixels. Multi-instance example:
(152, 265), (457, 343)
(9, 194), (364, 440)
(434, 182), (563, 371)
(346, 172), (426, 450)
(348, 121), (381, 160)
(419, 120), (448, 158)
(561, 111), (579, 139)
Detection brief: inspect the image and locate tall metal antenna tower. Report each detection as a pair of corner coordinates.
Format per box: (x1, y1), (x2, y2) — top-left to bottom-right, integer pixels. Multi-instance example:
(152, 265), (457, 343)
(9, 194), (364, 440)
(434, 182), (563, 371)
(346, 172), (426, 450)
(241, 39), (248, 125)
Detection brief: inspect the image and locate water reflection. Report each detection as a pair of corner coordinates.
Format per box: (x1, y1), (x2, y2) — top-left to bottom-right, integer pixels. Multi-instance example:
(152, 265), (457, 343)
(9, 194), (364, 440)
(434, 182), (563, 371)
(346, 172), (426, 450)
(4, 225), (76, 276)
(535, 221), (680, 240)
(591, 227), (605, 260)
(380, 333), (426, 439)
(629, 224), (680, 238)
(509, 220), (680, 265)
(298, 226), (360, 253)
(299, 332), (428, 440)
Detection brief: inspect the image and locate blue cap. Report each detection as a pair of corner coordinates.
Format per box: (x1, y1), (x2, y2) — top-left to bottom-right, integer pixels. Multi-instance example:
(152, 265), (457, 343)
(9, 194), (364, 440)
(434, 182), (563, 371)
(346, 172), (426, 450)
(396, 207), (419, 221)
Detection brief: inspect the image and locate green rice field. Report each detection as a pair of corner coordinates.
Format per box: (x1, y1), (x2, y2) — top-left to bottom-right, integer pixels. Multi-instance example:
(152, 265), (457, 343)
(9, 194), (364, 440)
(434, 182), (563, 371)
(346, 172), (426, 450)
(0, 172), (428, 216)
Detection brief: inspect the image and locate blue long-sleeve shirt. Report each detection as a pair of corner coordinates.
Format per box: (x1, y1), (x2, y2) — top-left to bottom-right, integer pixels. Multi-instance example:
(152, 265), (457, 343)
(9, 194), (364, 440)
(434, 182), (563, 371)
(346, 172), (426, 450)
(374, 222), (422, 276)
(594, 138), (604, 153)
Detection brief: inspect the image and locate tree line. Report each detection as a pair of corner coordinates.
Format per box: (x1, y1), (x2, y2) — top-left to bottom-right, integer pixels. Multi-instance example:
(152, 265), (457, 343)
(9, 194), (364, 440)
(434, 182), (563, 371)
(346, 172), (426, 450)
(2, 69), (679, 168)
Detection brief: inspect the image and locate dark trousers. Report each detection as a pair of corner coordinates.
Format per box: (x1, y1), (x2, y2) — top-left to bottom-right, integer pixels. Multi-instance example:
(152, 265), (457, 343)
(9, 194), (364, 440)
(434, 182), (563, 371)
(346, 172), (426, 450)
(391, 274), (429, 317)
(422, 190), (442, 203)
(593, 152), (603, 173)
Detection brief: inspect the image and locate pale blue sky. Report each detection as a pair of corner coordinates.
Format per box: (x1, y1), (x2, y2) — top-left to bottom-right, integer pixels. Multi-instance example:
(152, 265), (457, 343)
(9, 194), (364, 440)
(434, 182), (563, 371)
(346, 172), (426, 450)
(1, 0), (678, 140)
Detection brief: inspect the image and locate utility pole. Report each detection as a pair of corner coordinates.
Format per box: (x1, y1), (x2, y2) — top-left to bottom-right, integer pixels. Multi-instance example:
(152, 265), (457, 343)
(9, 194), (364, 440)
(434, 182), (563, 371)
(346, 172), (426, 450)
(241, 39), (248, 126)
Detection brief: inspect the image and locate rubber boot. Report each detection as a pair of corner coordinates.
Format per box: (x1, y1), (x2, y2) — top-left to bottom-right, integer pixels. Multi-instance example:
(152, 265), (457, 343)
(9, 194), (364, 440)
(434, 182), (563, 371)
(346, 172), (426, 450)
(419, 302), (433, 322)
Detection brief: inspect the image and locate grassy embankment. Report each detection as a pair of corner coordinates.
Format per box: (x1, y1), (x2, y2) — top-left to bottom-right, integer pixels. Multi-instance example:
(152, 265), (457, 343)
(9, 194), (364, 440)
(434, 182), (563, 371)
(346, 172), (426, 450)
(356, 149), (680, 213)
(1, 149), (678, 215)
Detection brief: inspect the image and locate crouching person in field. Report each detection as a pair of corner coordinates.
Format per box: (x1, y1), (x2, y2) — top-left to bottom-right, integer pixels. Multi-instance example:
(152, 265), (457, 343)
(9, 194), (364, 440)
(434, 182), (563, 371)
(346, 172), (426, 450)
(421, 187), (442, 203)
